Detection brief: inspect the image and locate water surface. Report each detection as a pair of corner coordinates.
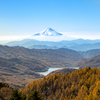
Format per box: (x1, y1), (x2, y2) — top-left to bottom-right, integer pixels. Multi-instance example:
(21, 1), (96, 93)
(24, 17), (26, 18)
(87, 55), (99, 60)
(39, 67), (79, 76)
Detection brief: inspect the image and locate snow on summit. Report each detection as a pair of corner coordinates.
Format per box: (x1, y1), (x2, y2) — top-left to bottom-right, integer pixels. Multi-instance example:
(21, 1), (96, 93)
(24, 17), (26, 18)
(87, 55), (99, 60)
(30, 28), (75, 41)
(34, 28), (63, 36)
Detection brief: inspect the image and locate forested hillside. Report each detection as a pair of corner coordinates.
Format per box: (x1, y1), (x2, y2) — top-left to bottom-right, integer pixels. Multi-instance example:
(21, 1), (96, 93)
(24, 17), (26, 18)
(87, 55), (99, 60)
(0, 56), (48, 72)
(0, 82), (13, 100)
(73, 55), (100, 68)
(19, 67), (100, 100)
(0, 45), (84, 67)
(81, 49), (100, 58)
(0, 56), (48, 87)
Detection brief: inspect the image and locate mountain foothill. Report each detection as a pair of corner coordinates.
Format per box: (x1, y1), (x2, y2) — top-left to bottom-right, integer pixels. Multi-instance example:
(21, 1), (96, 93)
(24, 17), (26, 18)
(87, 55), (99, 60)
(0, 44), (100, 87)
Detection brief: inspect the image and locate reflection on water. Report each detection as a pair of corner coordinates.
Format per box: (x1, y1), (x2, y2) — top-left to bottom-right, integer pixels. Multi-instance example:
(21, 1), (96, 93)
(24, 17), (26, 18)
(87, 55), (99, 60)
(38, 67), (79, 76)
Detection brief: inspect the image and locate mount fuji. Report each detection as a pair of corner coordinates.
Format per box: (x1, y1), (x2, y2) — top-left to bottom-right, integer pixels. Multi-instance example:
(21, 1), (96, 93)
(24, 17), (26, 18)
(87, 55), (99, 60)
(33, 28), (63, 36)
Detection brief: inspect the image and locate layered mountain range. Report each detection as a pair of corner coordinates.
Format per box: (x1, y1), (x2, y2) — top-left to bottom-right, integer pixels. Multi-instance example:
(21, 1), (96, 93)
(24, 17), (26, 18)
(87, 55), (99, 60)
(0, 44), (100, 87)
(0, 45), (83, 86)
(5, 28), (100, 51)
(1, 28), (100, 87)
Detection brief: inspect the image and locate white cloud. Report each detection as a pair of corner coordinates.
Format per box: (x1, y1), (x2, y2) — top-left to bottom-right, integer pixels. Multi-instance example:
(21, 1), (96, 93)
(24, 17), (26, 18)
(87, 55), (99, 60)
(1, 31), (100, 44)
(0, 35), (31, 43)
(61, 32), (100, 40)
(30, 35), (75, 41)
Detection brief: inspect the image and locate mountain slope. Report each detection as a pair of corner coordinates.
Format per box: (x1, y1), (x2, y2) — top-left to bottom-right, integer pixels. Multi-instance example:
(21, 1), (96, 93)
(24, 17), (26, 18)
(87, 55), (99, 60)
(73, 55), (100, 68)
(0, 57), (44, 87)
(0, 57), (48, 72)
(20, 67), (100, 100)
(80, 49), (100, 58)
(69, 43), (100, 51)
(29, 45), (58, 49)
(0, 45), (84, 67)
(33, 28), (63, 36)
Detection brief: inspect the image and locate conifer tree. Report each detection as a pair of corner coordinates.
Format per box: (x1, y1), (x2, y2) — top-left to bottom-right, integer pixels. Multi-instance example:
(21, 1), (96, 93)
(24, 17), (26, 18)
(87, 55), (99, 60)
(28, 90), (44, 100)
(10, 90), (26, 100)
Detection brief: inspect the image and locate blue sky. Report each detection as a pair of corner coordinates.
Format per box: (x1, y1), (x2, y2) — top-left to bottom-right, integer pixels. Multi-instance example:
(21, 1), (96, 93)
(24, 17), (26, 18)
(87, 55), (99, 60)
(0, 0), (100, 42)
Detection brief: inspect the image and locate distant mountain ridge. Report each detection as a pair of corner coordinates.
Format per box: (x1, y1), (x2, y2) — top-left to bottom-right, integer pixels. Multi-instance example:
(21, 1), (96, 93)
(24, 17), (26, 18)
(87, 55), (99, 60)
(5, 38), (100, 51)
(29, 45), (58, 49)
(4, 28), (100, 51)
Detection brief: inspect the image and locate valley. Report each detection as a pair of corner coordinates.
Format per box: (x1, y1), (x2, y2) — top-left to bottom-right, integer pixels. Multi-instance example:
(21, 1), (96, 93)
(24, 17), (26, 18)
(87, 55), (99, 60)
(0, 44), (83, 87)
(1, 41), (100, 88)
(1, 31), (100, 89)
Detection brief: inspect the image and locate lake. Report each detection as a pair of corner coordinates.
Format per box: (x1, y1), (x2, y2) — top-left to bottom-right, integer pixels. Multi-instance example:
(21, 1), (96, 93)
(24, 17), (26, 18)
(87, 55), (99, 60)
(38, 67), (79, 76)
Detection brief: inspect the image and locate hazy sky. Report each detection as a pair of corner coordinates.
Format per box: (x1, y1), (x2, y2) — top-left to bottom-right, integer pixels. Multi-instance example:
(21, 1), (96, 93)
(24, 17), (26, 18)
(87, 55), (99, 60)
(0, 0), (100, 42)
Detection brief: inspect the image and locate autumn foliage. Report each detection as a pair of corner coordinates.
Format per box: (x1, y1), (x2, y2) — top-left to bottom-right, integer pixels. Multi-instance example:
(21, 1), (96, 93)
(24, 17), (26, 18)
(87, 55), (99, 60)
(19, 67), (100, 100)
(1, 67), (100, 100)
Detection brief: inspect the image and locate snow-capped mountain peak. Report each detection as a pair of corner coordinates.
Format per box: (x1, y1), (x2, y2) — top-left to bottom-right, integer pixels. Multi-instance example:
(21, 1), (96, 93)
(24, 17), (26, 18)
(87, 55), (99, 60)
(34, 28), (63, 36)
